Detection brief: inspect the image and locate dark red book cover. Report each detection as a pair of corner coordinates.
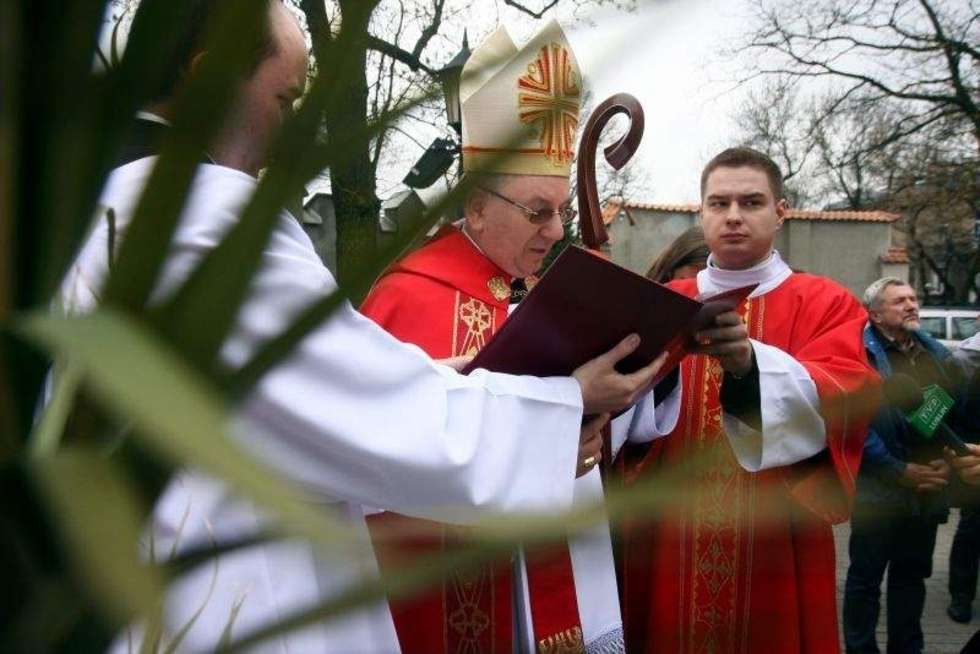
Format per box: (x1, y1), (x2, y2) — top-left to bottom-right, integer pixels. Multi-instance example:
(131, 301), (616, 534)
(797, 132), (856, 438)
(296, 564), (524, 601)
(461, 245), (756, 378)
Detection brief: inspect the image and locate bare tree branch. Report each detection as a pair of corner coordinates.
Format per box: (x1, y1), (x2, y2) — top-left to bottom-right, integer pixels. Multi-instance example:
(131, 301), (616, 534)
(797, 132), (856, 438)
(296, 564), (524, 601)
(735, 0), (980, 156)
(502, 0), (560, 19)
(366, 35), (437, 75)
(410, 0), (445, 60)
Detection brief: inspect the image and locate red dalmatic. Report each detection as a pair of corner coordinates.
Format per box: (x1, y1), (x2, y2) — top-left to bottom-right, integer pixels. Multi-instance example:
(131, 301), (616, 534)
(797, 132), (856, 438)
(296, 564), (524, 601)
(361, 226), (585, 654)
(620, 273), (878, 654)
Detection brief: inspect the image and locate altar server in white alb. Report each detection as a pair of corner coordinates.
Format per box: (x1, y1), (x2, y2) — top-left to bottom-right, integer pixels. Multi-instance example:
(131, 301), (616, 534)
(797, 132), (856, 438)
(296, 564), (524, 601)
(58, 1), (663, 652)
(360, 20), (679, 654)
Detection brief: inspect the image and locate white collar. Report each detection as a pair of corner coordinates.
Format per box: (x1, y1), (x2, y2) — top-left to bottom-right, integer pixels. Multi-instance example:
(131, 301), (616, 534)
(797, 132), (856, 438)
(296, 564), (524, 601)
(135, 110), (171, 126)
(696, 250), (792, 298)
(459, 222), (487, 257)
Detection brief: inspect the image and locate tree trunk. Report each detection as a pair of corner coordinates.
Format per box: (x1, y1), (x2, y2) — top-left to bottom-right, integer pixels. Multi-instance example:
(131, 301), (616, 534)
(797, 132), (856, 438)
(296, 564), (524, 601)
(299, 0), (381, 291)
(328, 0), (381, 290)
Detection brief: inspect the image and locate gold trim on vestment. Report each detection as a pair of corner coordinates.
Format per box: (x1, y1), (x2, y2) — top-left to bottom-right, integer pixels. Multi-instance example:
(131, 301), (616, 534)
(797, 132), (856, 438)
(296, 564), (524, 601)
(446, 566), (493, 649)
(488, 276), (510, 302)
(685, 299), (762, 653)
(454, 296), (494, 357)
(537, 626), (585, 653)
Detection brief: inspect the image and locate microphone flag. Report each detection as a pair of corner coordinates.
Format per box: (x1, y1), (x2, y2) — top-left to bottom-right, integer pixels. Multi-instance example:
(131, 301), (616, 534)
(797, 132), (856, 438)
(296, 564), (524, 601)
(907, 383), (956, 440)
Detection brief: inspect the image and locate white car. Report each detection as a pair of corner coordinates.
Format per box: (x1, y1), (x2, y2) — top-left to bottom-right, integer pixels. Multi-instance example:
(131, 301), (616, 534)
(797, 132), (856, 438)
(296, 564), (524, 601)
(918, 307), (980, 348)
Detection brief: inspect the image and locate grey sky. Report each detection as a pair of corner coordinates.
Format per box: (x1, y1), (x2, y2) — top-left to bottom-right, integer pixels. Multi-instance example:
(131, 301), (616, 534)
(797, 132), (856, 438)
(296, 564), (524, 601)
(414, 0), (759, 206)
(567, 0), (752, 204)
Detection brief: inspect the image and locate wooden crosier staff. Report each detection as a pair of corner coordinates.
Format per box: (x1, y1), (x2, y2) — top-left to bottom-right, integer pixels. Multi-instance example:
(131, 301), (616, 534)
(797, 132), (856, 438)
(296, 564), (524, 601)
(575, 93), (645, 477)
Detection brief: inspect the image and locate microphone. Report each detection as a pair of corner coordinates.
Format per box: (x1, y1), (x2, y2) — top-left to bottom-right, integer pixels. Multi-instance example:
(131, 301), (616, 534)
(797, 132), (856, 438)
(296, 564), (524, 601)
(883, 373), (971, 456)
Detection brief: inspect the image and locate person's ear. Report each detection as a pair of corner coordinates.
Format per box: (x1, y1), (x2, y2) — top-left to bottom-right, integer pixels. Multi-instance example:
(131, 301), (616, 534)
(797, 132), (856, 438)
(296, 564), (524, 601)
(465, 192), (488, 234)
(774, 198), (787, 229)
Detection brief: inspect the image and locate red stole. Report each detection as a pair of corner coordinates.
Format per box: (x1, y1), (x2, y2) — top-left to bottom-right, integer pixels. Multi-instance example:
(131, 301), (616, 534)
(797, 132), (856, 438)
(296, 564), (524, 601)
(620, 273), (878, 654)
(361, 226), (584, 654)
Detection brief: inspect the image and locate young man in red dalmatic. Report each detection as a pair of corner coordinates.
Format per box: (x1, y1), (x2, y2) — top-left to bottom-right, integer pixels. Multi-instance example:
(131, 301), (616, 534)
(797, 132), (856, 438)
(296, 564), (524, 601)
(618, 147), (880, 654)
(360, 19), (662, 654)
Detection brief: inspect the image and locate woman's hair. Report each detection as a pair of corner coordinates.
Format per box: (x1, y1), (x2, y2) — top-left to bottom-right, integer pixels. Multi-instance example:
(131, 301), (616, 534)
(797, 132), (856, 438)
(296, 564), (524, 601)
(645, 225), (709, 283)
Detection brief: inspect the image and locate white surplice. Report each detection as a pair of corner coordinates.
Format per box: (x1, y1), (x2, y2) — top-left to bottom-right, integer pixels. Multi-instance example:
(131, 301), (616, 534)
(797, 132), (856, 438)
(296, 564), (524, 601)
(510, 402), (683, 654)
(549, 395), (681, 654)
(61, 158), (590, 653)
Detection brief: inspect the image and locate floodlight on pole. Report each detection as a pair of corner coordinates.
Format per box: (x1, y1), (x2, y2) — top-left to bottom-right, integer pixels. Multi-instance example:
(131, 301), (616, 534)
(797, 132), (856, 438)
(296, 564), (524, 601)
(403, 32), (471, 189)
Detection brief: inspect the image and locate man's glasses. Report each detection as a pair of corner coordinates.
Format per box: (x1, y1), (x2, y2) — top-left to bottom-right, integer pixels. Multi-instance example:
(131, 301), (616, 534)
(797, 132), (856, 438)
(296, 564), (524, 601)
(477, 186), (577, 226)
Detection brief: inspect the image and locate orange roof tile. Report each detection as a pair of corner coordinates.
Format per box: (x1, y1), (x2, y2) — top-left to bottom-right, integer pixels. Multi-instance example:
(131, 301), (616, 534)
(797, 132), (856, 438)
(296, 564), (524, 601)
(784, 208), (901, 223)
(622, 201), (901, 223)
(625, 202), (701, 213)
(879, 247), (909, 264)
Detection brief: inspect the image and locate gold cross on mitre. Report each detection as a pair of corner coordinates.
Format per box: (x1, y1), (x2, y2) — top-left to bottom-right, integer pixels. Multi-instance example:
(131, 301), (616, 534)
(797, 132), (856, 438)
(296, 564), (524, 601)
(518, 42), (580, 166)
(459, 19), (582, 178)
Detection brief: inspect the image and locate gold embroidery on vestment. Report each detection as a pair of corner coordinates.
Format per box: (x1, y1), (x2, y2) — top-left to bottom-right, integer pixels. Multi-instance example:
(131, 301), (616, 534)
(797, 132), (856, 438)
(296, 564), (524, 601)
(447, 566), (492, 646)
(487, 276), (510, 302)
(686, 300), (762, 653)
(537, 626), (585, 654)
(459, 298), (493, 356)
(689, 385), (742, 653)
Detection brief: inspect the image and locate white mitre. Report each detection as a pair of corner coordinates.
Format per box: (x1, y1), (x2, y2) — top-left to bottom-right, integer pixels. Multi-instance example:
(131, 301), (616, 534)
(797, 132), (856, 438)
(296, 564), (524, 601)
(460, 19), (582, 177)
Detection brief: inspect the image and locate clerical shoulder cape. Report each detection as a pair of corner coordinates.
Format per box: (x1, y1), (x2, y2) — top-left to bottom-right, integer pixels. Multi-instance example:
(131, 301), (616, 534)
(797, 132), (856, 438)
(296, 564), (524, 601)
(621, 271), (875, 654)
(361, 226), (592, 654)
(362, 226), (511, 359)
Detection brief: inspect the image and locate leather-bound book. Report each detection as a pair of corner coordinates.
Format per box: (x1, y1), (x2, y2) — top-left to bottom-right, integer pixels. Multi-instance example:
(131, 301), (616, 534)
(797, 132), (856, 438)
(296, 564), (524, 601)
(461, 246), (756, 379)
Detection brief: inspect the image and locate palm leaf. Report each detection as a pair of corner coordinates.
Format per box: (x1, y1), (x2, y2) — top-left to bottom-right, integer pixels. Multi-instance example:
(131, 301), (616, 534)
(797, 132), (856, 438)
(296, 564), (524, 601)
(29, 447), (164, 625)
(29, 360), (82, 458)
(18, 308), (368, 555)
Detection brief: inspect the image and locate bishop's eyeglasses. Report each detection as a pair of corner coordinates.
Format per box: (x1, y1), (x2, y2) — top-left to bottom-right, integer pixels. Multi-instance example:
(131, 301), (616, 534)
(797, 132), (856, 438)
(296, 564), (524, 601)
(477, 186), (577, 226)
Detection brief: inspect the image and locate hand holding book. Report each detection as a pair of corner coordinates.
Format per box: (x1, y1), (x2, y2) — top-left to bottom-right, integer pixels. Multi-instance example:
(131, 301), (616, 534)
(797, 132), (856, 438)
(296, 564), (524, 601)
(690, 310), (754, 378)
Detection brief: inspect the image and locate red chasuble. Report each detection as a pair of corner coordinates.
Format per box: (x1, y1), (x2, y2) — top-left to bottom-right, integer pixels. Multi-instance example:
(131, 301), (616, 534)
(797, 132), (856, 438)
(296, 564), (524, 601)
(620, 273), (877, 654)
(361, 226), (585, 654)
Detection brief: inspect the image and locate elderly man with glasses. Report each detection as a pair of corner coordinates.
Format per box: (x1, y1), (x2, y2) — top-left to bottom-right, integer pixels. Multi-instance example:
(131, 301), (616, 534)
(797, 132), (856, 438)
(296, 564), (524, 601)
(357, 20), (658, 654)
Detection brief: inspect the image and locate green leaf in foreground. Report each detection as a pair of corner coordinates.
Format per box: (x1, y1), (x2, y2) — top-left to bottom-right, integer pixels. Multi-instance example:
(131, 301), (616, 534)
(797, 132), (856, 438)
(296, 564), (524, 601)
(30, 447), (163, 624)
(18, 309), (363, 556)
(29, 360), (81, 458)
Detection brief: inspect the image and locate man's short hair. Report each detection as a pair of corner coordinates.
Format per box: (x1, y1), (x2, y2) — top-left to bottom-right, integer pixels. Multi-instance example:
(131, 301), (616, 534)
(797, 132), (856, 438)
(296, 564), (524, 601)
(700, 147), (784, 201)
(147, 0), (280, 104)
(863, 276), (911, 311)
(460, 172), (511, 213)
